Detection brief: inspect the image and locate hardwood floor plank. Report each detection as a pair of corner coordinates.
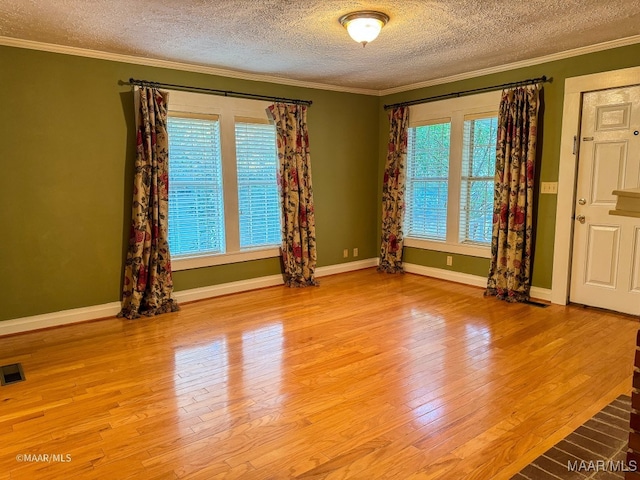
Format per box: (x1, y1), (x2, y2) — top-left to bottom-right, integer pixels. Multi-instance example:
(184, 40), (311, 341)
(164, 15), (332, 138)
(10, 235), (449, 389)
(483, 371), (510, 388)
(0, 268), (637, 479)
(180, 461), (254, 480)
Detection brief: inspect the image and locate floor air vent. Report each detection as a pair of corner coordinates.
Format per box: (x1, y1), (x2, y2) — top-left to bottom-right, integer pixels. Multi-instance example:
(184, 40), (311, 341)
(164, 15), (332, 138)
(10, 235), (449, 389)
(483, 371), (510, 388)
(1, 363), (25, 385)
(524, 300), (549, 308)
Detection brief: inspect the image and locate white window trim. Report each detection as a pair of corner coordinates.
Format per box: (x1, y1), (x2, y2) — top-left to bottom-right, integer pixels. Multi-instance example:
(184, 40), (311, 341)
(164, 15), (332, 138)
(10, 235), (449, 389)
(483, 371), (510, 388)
(406, 90), (501, 257)
(171, 247), (280, 271)
(404, 238), (491, 258)
(167, 90), (281, 270)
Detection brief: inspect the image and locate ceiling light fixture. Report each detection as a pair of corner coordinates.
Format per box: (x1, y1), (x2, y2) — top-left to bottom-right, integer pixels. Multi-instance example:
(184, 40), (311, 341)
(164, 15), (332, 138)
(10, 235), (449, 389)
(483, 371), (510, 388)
(339, 10), (389, 46)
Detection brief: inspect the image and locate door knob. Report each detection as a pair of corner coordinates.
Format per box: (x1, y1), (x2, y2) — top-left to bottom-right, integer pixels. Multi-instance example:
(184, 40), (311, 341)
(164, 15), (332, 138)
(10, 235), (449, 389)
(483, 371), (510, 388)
(576, 215), (586, 224)
(578, 198), (586, 205)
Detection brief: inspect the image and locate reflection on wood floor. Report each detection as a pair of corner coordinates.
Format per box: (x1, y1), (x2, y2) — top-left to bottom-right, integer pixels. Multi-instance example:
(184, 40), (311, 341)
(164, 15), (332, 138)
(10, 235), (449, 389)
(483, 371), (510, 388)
(0, 268), (637, 479)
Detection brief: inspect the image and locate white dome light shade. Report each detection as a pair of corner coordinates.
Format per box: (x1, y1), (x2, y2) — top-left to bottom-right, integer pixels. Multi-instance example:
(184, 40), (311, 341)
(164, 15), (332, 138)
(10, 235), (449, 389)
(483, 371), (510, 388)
(339, 11), (389, 46)
(346, 18), (383, 44)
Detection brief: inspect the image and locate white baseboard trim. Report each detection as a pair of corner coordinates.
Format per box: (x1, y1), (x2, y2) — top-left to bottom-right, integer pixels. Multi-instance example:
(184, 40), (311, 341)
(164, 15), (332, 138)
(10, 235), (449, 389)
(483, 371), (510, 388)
(0, 302), (122, 337)
(403, 263), (552, 302)
(0, 258), (379, 337)
(403, 263), (487, 287)
(315, 258), (378, 277)
(529, 287), (552, 302)
(1, 258), (553, 336)
(173, 274), (285, 304)
(170, 257), (379, 303)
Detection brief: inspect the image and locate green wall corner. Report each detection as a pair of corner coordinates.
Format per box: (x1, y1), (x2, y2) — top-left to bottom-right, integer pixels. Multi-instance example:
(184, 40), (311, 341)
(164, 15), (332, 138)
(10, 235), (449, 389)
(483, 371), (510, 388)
(380, 42), (640, 290)
(0, 46), (379, 321)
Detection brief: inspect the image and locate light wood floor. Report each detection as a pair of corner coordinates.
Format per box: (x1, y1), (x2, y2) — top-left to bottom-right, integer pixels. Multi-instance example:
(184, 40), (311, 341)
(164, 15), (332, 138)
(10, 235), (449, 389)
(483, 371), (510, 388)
(0, 268), (638, 479)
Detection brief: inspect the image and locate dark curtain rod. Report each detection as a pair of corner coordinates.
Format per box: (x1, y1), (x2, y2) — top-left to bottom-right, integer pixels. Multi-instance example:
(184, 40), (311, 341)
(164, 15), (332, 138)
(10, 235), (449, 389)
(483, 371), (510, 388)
(127, 78), (313, 106)
(383, 75), (549, 110)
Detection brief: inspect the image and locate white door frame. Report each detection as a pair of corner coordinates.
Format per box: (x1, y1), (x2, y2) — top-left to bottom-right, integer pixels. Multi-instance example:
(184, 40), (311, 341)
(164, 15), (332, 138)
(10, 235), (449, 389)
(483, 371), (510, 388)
(551, 65), (640, 305)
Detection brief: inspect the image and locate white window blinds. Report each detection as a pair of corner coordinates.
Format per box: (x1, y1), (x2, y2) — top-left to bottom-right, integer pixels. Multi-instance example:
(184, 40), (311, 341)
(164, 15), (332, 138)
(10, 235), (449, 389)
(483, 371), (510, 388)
(235, 121), (281, 249)
(460, 115), (498, 245)
(405, 120), (451, 241)
(167, 115), (225, 257)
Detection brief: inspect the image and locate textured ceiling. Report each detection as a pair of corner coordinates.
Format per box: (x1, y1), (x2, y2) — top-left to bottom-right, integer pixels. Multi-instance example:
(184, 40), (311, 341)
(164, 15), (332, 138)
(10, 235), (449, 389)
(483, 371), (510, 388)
(1, 0), (640, 91)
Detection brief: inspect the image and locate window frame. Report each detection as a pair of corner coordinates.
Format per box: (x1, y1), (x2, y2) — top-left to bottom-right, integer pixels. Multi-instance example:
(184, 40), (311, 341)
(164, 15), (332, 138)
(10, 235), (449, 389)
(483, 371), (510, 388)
(403, 90), (501, 259)
(405, 117), (452, 242)
(459, 113), (499, 246)
(167, 112), (226, 257)
(166, 90), (281, 271)
(234, 118), (282, 249)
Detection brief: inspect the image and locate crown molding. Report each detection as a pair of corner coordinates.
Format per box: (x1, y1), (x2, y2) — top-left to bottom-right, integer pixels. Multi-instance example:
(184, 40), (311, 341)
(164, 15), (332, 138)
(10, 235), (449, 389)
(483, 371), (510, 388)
(0, 36), (379, 97)
(379, 34), (640, 96)
(2, 34), (640, 98)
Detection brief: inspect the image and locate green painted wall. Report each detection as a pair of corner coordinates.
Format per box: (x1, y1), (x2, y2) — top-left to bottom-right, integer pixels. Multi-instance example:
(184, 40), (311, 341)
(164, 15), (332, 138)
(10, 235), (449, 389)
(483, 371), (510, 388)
(379, 43), (640, 289)
(3, 41), (640, 322)
(0, 46), (379, 322)
(403, 249), (489, 277)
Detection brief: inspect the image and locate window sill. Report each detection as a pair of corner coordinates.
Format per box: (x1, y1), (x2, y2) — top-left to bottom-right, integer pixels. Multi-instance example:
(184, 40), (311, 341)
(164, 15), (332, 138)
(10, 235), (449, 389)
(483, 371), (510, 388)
(404, 238), (491, 258)
(172, 247), (280, 271)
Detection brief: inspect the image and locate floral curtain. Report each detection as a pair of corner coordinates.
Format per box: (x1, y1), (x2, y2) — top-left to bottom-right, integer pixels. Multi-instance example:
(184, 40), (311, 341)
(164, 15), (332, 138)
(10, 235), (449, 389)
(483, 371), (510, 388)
(486, 85), (540, 302)
(379, 107), (409, 273)
(118, 87), (179, 319)
(268, 103), (318, 287)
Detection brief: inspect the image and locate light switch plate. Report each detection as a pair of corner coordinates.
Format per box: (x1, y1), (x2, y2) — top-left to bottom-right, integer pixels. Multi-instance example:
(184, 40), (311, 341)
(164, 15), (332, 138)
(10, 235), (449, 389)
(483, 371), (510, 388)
(541, 182), (558, 194)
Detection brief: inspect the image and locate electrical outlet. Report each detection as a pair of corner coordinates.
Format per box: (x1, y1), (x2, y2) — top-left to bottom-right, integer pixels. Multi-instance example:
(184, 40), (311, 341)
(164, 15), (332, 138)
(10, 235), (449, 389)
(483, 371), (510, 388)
(343, 249), (349, 258)
(353, 247), (358, 257)
(446, 255), (453, 266)
(541, 182), (558, 194)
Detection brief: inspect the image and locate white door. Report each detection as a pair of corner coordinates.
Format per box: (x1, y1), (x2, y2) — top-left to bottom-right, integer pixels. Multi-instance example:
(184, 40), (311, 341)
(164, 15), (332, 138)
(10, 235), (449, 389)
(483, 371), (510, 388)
(570, 85), (640, 315)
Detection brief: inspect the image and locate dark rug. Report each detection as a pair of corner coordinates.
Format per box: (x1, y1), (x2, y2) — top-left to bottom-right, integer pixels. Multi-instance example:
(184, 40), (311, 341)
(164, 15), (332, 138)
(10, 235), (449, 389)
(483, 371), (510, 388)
(512, 395), (631, 480)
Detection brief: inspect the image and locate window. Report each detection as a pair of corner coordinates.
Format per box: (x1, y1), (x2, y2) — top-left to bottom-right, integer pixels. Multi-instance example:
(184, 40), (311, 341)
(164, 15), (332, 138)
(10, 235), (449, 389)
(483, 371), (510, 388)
(405, 120), (451, 241)
(460, 115), (498, 244)
(404, 91), (500, 257)
(167, 114), (225, 256)
(235, 121), (281, 248)
(164, 91), (281, 270)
